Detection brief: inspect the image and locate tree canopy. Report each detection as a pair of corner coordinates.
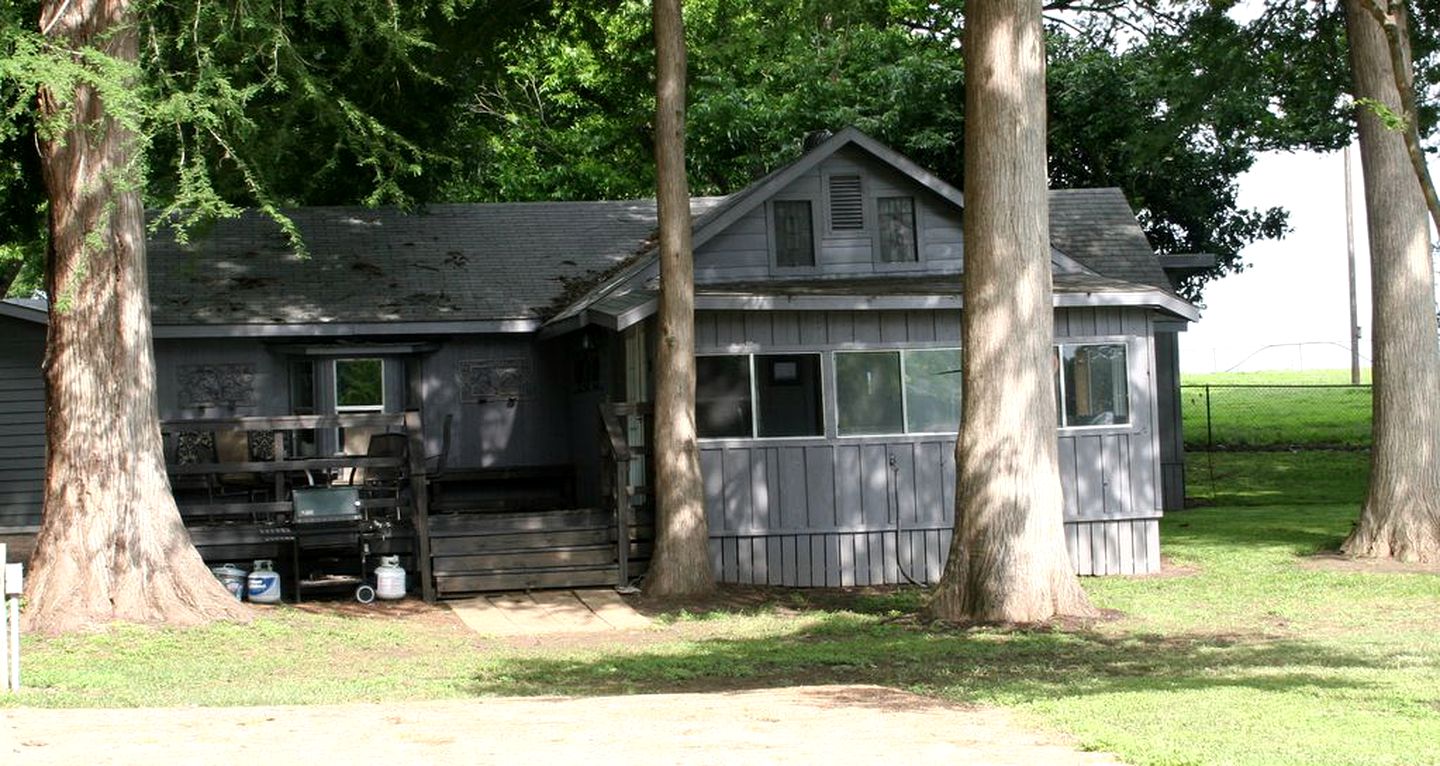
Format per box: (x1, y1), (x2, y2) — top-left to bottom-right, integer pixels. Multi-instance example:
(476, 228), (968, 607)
(3, 0), (1437, 301)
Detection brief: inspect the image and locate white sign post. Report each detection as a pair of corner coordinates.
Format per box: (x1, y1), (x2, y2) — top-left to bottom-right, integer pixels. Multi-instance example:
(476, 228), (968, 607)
(1, 543), (19, 692)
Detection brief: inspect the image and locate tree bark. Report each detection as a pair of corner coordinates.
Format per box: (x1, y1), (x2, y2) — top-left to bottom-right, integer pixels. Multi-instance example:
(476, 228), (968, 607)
(926, 0), (1094, 623)
(24, 0), (251, 633)
(1342, 0), (1440, 563)
(643, 0), (713, 597)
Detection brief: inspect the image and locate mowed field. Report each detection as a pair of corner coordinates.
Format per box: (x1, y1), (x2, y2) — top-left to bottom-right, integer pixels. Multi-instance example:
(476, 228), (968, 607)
(1181, 369), (1372, 449)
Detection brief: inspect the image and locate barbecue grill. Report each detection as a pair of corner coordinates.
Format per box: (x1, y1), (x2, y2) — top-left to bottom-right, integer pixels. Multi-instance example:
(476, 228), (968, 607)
(290, 486), (386, 602)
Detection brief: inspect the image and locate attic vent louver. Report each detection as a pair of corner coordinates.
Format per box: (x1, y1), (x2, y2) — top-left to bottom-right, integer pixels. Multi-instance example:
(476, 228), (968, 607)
(829, 175), (864, 230)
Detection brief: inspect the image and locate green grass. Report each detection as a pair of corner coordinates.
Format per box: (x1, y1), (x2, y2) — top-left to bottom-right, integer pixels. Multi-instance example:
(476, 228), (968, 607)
(9, 460), (1439, 765)
(1180, 379), (1372, 449)
(1185, 450), (1369, 507)
(1183, 369), (1372, 386)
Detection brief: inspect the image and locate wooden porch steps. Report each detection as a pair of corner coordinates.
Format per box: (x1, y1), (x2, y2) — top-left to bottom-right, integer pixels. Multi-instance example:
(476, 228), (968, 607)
(428, 506), (652, 598)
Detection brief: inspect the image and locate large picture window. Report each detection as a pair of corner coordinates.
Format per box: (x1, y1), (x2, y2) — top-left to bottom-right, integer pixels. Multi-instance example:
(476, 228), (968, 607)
(696, 354), (823, 439)
(773, 200), (815, 268)
(1057, 343), (1129, 427)
(835, 348), (961, 436)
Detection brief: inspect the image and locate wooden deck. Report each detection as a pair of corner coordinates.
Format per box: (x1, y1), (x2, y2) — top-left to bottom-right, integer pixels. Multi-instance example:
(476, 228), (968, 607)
(165, 408), (652, 601)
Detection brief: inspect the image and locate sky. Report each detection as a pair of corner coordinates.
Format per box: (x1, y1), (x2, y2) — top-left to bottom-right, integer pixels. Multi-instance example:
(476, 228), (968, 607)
(1179, 149), (1370, 374)
(1180, 0), (1439, 375)
(1177, 149), (1438, 374)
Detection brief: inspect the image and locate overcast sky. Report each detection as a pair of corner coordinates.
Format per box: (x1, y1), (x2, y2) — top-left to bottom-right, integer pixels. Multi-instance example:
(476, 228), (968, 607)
(1177, 148), (1438, 374)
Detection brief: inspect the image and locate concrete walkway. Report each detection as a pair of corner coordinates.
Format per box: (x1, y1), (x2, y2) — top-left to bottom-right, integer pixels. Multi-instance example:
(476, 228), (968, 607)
(2, 685), (1126, 765)
(447, 589), (652, 635)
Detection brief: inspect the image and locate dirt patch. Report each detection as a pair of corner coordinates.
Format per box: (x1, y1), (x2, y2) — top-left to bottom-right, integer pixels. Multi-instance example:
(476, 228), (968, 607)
(1, 685), (1125, 765)
(1300, 551), (1440, 575)
(284, 596), (469, 630)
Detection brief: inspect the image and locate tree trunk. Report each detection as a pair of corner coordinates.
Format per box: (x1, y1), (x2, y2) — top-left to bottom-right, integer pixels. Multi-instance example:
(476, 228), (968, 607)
(643, 0), (713, 596)
(24, 0), (250, 633)
(1342, 0), (1440, 562)
(926, 0), (1094, 623)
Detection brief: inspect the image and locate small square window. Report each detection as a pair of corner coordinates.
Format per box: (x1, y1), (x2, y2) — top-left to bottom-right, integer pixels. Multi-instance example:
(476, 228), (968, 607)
(1057, 344), (1129, 427)
(336, 358), (385, 412)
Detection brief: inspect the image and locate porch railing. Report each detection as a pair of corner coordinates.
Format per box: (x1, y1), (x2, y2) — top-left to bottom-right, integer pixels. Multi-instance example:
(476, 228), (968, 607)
(599, 402), (651, 589)
(159, 411), (435, 602)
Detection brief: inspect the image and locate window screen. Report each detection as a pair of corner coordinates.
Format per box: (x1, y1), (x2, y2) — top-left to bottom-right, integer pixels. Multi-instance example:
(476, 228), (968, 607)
(836, 352), (903, 435)
(774, 200), (815, 268)
(1060, 344), (1129, 426)
(903, 348), (962, 433)
(696, 355), (753, 438)
(755, 354), (823, 437)
(877, 196), (917, 263)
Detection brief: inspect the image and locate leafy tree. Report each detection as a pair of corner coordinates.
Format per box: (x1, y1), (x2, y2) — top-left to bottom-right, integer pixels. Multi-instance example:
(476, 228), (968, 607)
(1343, 0), (1440, 563)
(645, 0), (713, 596)
(926, 0), (1093, 623)
(1, 0), (511, 631)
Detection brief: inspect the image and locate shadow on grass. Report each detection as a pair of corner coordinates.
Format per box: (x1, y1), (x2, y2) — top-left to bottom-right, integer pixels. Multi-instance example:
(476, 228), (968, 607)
(464, 616), (1389, 708)
(1162, 504), (1353, 556)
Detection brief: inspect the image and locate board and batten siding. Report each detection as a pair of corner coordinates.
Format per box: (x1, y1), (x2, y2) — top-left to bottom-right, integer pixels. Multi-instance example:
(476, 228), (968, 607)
(693, 307), (1163, 581)
(0, 318), (46, 530)
(693, 145), (963, 282)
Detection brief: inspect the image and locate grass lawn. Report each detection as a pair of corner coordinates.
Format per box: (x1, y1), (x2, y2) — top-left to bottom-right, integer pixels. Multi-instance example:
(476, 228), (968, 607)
(7, 464), (1438, 765)
(1180, 370), (1372, 449)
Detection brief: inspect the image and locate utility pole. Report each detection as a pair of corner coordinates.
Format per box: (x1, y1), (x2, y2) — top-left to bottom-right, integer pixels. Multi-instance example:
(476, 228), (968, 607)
(1345, 143), (1361, 385)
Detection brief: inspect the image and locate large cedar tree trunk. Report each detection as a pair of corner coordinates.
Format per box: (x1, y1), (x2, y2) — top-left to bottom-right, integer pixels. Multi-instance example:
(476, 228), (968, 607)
(24, 0), (250, 633)
(643, 0), (714, 596)
(926, 0), (1094, 623)
(1342, 0), (1440, 562)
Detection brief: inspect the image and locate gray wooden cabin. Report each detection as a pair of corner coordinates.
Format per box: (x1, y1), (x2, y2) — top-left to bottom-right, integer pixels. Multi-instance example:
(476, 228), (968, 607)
(0, 128), (1196, 594)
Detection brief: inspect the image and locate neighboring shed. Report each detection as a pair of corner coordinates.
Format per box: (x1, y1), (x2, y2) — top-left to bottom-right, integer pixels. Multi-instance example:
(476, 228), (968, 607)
(0, 298), (46, 532)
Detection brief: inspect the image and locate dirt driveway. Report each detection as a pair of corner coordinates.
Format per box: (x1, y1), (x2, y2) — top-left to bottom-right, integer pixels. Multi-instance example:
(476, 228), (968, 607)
(4, 685), (1123, 765)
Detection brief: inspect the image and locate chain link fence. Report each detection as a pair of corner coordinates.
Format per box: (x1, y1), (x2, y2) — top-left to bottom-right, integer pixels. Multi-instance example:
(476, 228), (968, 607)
(1181, 384), (1372, 505)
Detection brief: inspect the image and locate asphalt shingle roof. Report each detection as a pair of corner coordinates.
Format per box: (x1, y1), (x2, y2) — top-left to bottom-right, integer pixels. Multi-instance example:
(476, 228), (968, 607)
(1048, 188), (1171, 290)
(147, 200), (723, 326)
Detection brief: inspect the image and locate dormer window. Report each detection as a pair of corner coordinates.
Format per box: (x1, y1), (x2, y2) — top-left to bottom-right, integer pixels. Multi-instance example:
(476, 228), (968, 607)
(878, 196), (917, 263)
(773, 200), (815, 268)
(828, 175), (864, 231)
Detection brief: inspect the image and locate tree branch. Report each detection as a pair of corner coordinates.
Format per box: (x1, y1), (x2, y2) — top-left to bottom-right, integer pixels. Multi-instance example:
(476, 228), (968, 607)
(1359, 0), (1440, 235)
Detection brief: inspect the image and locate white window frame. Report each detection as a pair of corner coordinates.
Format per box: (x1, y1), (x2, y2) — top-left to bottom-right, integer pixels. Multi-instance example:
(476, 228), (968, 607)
(334, 358), (386, 413)
(1054, 339), (1133, 431)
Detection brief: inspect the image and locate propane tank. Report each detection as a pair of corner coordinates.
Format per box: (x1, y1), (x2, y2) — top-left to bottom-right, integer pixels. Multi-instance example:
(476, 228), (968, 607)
(247, 560), (282, 604)
(211, 563), (246, 601)
(375, 556), (406, 600)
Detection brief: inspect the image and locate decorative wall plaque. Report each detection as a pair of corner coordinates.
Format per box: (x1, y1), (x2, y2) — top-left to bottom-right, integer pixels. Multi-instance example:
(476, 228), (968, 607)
(177, 363), (257, 407)
(458, 358), (530, 402)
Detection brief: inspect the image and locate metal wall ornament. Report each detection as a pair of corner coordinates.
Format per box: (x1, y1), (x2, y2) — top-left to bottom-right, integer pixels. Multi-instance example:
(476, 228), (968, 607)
(177, 363), (257, 407)
(458, 358), (531, 402)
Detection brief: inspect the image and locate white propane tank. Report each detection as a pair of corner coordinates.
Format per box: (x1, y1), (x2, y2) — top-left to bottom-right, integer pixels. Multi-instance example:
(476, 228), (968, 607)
(247, 560), (282, 604)
(211, 563), (246, 601)
(375, 556), (406, 600)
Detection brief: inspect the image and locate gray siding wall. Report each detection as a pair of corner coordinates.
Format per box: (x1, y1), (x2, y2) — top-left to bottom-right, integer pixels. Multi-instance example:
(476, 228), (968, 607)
(693, 307), (1163, 581)
(1154, 330), (1186, 511)
(694, 146), (963, 282)
(419, 335), (573, 470)
(155, 338), (289, 419)
(155, 335), (576, 472)
(0, 319), (46, 530)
